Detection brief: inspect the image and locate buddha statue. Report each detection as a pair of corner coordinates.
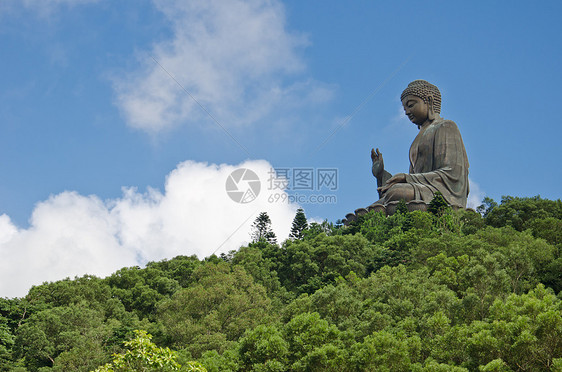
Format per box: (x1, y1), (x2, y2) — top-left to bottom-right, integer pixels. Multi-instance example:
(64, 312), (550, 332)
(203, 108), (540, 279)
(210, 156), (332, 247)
(345, 80), (469, 223)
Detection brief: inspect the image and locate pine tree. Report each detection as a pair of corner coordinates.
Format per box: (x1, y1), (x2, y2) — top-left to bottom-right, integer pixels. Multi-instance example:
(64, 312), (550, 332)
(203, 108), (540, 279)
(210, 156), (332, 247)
(428, 191), (450, 216)
(250, 212), (277, 244)
(289, 208), (308, 240)
(396, 199), (408, 214)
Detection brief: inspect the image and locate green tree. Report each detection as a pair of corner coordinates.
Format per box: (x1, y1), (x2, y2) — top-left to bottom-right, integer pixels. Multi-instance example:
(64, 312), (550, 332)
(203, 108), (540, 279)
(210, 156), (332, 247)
(477, 197), (498, 217)
(458, 284), (562, 371)
(429, 191), (450, 216)
(92, 330), (206, 372)
(278, 234), (376, 294)
(231, 245), (291, 306)
(0, 315), (15, 371)
(289, 208), (309, 240)
(351, 330), (420, 371)
(198, 349), (239, 372)
(542, 258), (562, 293)
(251, 212), (277, 244)
(143, 255), (201, 288)
(303, 220), (335, 240)
(28, 275), (112, 307)
(484, 195), (562, 231)
(283, 312), (345, 370)
(105, 265), (183, 320)
(157, 263), (272, 357)
(237, 325), (288, 371)
(6, 194), (562, 371)
(15, 303), (109, 371)
(396, 199), (409, 215)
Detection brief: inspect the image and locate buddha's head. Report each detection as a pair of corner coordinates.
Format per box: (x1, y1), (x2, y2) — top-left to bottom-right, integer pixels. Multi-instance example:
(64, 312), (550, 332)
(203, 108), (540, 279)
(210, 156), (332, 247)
(400, 80), (441, 126)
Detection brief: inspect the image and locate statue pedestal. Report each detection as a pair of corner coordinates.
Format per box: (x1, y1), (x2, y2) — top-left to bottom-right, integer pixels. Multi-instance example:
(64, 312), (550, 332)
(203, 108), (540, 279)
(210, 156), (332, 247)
(343, 200), (431, 226)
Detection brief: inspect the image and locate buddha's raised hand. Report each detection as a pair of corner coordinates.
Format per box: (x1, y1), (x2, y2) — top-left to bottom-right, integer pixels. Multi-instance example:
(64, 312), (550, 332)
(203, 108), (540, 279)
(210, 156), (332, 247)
(371, 148), (384, 178)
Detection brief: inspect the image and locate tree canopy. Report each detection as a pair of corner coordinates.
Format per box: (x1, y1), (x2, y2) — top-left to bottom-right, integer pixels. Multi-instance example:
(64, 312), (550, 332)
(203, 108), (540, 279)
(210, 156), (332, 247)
(250, 212), (277, 245)
(289, 208), (308, 240)
(1, 195), (561, 371)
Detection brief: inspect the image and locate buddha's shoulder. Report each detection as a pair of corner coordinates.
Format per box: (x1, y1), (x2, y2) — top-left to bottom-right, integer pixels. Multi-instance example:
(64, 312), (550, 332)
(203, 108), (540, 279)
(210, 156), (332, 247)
(433, 119), (460, 131)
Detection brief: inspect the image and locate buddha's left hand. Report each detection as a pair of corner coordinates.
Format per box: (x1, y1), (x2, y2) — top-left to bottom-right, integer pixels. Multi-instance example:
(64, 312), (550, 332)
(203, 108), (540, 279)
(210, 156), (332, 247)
(378, 173), (407, 193)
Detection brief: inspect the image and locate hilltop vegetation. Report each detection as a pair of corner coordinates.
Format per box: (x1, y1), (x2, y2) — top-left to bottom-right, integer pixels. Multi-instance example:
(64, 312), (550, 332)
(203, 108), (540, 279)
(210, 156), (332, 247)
(1, 196), (562, 371)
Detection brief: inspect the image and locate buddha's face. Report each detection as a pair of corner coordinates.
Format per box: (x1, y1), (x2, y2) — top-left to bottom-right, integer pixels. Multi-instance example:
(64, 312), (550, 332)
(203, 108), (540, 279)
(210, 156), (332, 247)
(401, 95), (428, 126)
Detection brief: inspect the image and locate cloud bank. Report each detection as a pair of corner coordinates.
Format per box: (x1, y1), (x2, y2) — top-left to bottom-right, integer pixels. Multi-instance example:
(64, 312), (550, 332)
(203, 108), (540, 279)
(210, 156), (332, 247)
(0, 160), (297, 298)
(113, 0), (333, 132)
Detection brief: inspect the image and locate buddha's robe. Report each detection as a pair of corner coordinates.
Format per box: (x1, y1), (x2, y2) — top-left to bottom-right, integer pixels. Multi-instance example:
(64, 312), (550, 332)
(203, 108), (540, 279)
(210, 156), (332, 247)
(402, 118), (469, 208)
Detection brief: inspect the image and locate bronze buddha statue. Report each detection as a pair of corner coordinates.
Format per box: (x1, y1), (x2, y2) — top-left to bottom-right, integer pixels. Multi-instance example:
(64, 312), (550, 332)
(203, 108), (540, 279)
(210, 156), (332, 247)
(345, 80), (469, 222)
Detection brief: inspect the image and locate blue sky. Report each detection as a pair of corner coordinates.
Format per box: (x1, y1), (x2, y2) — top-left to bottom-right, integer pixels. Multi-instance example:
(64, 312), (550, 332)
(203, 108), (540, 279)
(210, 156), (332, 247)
(1, 0), (561, 297)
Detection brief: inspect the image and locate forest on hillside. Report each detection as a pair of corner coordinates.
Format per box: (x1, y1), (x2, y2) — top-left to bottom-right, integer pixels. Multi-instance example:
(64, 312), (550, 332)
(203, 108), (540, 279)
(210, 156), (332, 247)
(1, 195), (562, 371)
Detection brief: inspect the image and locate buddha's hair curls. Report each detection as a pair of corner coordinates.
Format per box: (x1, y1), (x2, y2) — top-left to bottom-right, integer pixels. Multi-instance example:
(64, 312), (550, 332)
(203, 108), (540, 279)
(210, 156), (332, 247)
(401, 80), (441, 114)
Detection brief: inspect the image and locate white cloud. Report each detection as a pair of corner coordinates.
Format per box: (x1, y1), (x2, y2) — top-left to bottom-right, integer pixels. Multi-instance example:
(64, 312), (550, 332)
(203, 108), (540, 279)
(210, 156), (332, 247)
(113, 0), (334, 132)
(388, 103), (418, 132)
(382, 104), (418, 140)
(0, 159), (298, 298)
(467, 178), (485, 210)
(392, 104), (408, 124)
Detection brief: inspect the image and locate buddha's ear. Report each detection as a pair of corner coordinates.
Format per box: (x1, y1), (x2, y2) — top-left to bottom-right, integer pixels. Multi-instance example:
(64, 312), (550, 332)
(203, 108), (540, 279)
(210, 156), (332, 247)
(427, 96), (436, 120)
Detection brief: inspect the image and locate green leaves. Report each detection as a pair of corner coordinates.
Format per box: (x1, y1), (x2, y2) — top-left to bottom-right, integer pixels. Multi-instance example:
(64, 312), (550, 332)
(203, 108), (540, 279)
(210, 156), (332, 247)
(289, 208), (308, 241)
(3, 195), (562, 371)
(157, 263), (272, 357)
(92, 330), (206, 372)
(251, 212), (277, 245)
(238, 325), (288, 370)
(351, 330), (420, 371)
